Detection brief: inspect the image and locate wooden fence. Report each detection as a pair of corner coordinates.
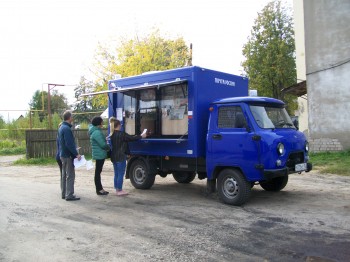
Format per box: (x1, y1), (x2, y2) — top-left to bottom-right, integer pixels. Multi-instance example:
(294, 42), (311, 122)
(25, 128), (108, 159)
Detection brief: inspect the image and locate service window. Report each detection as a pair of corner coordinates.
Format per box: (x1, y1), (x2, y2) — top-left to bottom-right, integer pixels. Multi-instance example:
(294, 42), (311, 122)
(218, 106), (246, 129)
(122, 82), (188, 137)
(139, 88), (158, 136)
(160, 83), (188, 136)
(123, 91), (136, 135)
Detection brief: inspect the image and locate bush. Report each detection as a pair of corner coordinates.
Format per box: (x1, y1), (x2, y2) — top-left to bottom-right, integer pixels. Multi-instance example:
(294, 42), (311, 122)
(0, 139), (26, 155)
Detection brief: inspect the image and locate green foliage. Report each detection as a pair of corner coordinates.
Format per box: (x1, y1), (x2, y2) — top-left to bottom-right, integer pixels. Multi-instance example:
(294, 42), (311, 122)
(13, 153), (92, 165)
(242, 0), (297, 114)
(0, 139), (26, 155)
(91, 30), (190, 107)
(3, 122), (26, 140)
(73, 76), (106, 124)
(0, 115), (5, 128)
(0, 139), (21, 149)
(0, 112), (63, 141)
(114, 30), (190, 76)
(310, 150), (350, 176)
(0, 147), (26, 156)
(29, 89), (69, 121)
(52, 113), (63, 129)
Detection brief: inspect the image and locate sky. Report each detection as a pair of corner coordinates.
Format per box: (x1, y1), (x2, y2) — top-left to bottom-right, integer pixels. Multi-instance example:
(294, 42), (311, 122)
(0, 0), (292, 121)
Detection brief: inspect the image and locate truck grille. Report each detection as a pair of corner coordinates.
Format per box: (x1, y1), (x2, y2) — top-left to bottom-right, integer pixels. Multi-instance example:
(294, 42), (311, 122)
(286, 152), (304, 169)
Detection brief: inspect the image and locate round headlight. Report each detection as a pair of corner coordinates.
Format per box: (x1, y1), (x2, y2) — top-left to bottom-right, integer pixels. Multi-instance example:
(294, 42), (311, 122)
(305, 141), (309, 152)
(277, 143), (285, 155)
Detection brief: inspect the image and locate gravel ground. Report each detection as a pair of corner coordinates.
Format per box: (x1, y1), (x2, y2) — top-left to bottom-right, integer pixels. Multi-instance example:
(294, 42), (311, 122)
(0, 155), (349, 262)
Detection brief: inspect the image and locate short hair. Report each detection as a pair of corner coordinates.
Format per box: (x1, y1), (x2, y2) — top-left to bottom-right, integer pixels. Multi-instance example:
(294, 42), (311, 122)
(91, 116), (103, 126)
(111, 119), (121, 128)
(109, 116), (117, 123)
(63, 111), (72, 121)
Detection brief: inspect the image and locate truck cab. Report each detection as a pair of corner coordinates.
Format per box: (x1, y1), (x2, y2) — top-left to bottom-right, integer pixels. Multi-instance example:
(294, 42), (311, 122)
(206, 97), (312, 205)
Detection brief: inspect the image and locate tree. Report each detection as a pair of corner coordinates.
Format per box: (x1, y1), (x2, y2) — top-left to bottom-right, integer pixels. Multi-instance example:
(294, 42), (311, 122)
(0, 115), (5, 128)
(29, 90), (69, 121)
(73, 76), (106, 124)
(242, 0), (297, 113)
(90, 30), (191, 107)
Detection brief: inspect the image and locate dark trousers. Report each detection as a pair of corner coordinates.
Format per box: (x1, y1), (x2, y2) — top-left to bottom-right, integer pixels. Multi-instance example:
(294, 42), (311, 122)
(95, 159), (105, 192)
(57, 159), (63, 195)
(56, 159), (62, 181)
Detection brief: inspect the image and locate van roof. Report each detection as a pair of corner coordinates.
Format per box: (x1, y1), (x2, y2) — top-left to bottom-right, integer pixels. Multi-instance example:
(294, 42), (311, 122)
(212, 96), (285, 105)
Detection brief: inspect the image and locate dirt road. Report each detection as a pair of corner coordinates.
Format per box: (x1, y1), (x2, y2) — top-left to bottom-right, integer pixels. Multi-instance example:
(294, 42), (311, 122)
(0, 155), (349, 262)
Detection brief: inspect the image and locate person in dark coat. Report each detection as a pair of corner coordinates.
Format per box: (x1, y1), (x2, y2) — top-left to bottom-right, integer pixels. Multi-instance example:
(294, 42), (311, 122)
(108, 117), (146, 196)
(88, 116), (110, 195)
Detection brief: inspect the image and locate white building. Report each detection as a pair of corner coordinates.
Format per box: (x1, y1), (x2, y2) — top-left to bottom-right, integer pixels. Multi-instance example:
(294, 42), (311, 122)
(291, 0), (350, 152)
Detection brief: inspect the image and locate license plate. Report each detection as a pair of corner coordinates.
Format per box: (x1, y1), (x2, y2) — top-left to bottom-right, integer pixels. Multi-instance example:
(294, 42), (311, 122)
(295, 163), (307, 172)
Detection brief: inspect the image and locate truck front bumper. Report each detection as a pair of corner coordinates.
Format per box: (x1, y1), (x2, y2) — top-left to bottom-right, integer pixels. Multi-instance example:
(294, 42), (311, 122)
(263, 162), (312, 180)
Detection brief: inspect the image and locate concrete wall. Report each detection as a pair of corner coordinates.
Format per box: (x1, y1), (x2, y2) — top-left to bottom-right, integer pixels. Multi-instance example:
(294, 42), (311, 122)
(293, 0), (309, 135)
(304, 0), (350, 150)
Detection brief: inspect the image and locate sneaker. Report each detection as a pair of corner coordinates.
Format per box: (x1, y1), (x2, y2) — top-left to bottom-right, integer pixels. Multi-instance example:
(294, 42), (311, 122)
(116, 190), (128, 196)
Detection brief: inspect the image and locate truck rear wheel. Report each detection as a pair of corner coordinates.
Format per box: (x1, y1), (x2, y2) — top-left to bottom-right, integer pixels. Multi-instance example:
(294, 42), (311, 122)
(173, 172), (196, 183)
(260, 175), (288, 191)
(217, 169), (251, 206)
(129, 160), (155, 189)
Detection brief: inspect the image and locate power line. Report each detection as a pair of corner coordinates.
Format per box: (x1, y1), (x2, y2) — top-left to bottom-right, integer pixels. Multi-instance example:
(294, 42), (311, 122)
(306, 58), (350, 76)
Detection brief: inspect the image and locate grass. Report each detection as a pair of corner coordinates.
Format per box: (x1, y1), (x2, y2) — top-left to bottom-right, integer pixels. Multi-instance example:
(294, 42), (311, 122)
(14, 157), (57, 166)
(13, 153), (92, 166)
(310, 150), (350, 176)
(0, 147), (26, 156)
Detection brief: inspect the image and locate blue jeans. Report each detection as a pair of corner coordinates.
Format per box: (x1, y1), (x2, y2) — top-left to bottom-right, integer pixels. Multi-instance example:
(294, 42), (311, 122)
(113, 161), (126, 190)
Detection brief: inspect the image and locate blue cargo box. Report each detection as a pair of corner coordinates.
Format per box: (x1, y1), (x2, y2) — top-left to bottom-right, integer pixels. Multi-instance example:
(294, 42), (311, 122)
(108, 66), (248, 158)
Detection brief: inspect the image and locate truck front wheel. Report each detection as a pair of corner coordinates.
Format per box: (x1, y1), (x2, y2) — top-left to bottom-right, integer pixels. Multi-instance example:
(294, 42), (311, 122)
(260, 175), (288, 191)
(217, 169), (251, 206)
(173, 172), (196, 183)
(129, 160), (155, 189)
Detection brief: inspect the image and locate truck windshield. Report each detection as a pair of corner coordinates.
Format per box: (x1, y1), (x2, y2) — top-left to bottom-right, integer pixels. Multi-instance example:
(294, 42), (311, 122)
(250, 105), (295, 129)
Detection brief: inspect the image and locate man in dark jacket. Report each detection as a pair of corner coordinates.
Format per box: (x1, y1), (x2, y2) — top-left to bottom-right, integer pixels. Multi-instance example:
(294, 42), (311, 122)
(58, 110), (81, 201)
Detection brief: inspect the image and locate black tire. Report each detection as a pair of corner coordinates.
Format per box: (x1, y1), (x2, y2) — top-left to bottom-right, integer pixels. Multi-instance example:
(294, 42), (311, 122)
(173, 172), (196, 183)
(217, 169), (251, 206)
(260, 175), (288, 192)
(206, 179), (217, 193)
(129, 160), (155, 189)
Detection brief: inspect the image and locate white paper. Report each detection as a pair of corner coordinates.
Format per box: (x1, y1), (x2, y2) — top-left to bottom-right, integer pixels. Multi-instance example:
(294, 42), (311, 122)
(141, 129), (147, 135)
(74, 155), (87, 168)
(86, 160), (94, 170)
(116, 108), (123, 121)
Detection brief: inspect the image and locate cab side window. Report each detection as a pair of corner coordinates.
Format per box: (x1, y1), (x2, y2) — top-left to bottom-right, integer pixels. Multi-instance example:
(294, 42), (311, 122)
(218, 106), (246, 129)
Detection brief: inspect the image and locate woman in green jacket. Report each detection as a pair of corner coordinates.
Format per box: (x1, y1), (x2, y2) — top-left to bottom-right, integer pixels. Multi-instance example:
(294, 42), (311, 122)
(88, 116), (110, 195)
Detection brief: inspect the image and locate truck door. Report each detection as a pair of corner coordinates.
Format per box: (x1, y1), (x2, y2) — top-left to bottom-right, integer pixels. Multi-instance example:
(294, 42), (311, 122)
(207, 105), (260, 181)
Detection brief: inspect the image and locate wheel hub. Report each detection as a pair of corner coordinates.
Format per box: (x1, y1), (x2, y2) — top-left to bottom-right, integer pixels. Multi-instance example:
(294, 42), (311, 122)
(223, 178), (239, 199)
(134, 166), (145, 184)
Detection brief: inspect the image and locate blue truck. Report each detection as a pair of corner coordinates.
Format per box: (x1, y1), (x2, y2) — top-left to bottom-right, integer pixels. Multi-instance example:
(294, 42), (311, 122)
(95, 66), (311, 205)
